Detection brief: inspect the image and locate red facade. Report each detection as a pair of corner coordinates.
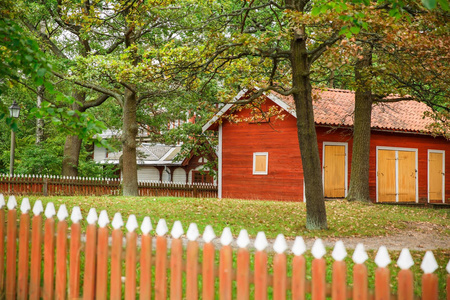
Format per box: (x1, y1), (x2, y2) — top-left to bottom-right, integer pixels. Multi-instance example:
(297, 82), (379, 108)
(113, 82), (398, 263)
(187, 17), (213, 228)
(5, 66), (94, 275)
(215, 96), (450, 203)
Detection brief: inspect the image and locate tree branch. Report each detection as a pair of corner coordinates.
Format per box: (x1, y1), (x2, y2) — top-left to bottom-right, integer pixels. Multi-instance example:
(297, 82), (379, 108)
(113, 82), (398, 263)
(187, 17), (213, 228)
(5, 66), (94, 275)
(308, 32), (341, 65)
(52, 71), (123, 103)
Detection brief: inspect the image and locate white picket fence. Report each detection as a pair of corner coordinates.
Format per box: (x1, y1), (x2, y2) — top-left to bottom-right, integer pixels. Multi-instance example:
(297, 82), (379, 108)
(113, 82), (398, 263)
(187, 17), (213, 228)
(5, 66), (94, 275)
(0, 194), (449, 299)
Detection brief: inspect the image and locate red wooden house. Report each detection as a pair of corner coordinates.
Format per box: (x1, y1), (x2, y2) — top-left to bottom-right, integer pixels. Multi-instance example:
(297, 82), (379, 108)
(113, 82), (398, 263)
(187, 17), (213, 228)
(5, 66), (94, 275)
(203, 89), (449, 204)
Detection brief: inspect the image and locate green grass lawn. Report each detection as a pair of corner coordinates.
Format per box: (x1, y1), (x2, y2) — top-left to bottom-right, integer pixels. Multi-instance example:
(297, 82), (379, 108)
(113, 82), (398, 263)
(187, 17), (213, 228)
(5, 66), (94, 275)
(23, 195), (449, 239)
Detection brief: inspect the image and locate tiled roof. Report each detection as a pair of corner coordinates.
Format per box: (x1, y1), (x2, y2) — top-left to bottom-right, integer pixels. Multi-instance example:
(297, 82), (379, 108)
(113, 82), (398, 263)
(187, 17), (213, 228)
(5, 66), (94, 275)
(101, 143), (182, 165)
(271, 89), (434, 133)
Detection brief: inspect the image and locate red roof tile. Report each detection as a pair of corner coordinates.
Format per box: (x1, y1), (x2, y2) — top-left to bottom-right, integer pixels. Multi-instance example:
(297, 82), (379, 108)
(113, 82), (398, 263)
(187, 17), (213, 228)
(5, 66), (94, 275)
(271, 89), (434, 133)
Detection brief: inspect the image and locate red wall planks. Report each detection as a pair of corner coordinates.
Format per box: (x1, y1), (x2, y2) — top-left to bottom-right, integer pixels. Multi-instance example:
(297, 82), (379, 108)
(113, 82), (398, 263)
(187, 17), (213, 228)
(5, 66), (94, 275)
(220, 97), (450, 203)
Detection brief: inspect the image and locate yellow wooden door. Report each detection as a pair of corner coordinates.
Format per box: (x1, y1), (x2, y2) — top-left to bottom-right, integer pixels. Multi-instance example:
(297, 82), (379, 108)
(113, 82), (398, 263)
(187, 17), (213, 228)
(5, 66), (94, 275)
(429, 152), (444, 201)
(398, 151), (416, 202)
(323, 145), (346, 198)
(378, 150), (396, 202)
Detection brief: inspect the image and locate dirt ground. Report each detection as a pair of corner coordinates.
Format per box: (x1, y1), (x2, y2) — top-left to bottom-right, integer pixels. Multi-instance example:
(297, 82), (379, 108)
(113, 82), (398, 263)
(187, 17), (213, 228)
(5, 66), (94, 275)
(310, 225), (450, 251)
(205, 222), (450, 252)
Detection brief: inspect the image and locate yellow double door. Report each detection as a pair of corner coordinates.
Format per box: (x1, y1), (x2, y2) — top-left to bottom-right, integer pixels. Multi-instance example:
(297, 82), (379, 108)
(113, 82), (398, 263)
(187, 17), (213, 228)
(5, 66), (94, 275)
(378, 149), (416, 203)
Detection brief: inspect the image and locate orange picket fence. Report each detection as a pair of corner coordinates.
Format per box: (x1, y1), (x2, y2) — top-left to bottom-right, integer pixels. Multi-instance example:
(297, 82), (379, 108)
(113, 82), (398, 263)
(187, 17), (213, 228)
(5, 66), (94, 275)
(0, 194), (449, 300)
(0, 174), (217, 198)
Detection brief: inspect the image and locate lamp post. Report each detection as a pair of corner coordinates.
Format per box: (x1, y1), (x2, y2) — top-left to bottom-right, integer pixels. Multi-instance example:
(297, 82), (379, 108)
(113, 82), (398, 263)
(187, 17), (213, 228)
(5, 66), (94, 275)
(9, 101), (21, 176)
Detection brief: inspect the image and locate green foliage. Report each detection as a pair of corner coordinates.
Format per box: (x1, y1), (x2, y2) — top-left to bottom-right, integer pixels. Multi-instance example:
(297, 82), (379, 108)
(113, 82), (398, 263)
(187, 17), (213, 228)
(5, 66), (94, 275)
(0, 18), (51, 90)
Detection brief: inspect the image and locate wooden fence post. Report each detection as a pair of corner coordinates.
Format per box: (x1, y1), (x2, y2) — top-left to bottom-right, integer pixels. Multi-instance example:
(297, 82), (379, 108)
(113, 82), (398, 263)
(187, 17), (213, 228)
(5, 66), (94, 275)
(186, 223), (200, 300)
(331, 241), (347, 300)
(140, 217), (153, 300)
(291, 237), (306, 300)
(96, 211), (110, 300)
(43, 202), (56, 300)
(447, 262), (450, 300)
(43, 177), (48, 196)
(5, 196), (18, 300)
(83, 208), (98, 300)
(254, 232), (268, 300)
(219, 227), (233, 300)
(17, 198), (31, 300)
(155, 219), (168, 300)
(397, 248), (414, 300)
(170, 221), (184, 300)
(125, 215), (138, 300)
(352, 243), (369, 300)
(236, 230), (250, 300)
(55, 205), (69, 300)
(29, 200), (44, 300)
(0, 195), (5, 294)
(273, 234), (288, 300)
(69, 207), (83, 300)
(311, 239), (326, 300)
(421, 251), (439, 300)
(202, 225), (216, 300)
(110, 213), (124, 300)
(374, 246), (391, 300)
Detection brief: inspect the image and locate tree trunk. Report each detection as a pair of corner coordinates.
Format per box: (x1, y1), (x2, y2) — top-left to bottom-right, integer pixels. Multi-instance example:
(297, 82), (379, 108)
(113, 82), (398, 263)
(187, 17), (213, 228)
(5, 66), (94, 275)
(62, 136), (83, 177)
(35, 21), (46, 145)
(121, 86), (139, 196)
(347, 44), (373, 202)
(61, 91), (85, 177)
(290, 29), (327, 230)
(36, 85), (45, 144)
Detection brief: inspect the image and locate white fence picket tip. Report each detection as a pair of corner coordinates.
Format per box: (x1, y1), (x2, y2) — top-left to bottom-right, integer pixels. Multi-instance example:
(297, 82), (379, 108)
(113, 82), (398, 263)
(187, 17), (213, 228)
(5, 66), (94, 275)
(156, 219), (168, 236)
(141, 217), (152, 235)
(186, 223), (199, 241)
(254, 232), (268, 251)
(171, 221), (184, 239)
(86, 208), (98, 225)
(375, 246), (391, 268)
(273, 234), (288, 254)
(421, 251), (438, 274)
(352, 243), (368, 264)
(311, 239), (326, 259)
(20, 198), (31, 214)
(236, 229), (250, 249)
(126, 215), (138, 232)
(98, 210), (110, 228)
(203, 225), (216, 243)
(220, 227), (233, 246)
(7, 195), (17, 210)
(44, 202), (56, 219)
(332, 240), (347, 261)
(111, 213), (124, 229)
(71, 206), (82, 223)
(292, 236), (306, 256)
(397, 248), (414, 270)
(57, 204), (69, 221)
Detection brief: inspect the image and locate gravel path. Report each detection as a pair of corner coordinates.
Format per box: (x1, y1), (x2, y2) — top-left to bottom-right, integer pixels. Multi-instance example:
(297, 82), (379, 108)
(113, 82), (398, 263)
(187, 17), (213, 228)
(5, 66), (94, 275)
(157, 224), (450, 253)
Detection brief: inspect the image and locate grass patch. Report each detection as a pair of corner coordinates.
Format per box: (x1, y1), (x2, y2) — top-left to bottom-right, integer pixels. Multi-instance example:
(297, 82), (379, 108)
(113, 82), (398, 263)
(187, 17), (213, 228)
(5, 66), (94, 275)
(23, 196), (449, 239)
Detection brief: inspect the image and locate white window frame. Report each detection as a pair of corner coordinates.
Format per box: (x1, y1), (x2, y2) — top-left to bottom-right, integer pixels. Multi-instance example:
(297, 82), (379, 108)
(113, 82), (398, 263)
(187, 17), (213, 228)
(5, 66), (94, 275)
(253, 152), (269, 175)
(376, 146), (418, 203)
(322, 142), (349, 197)
(428, 149), (445, 203)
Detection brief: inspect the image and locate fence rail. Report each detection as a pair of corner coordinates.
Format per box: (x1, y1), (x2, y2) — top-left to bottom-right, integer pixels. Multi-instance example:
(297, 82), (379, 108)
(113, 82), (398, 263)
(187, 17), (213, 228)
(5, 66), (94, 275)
(0, 195), (448, 300)
(0, 174), (217, 198)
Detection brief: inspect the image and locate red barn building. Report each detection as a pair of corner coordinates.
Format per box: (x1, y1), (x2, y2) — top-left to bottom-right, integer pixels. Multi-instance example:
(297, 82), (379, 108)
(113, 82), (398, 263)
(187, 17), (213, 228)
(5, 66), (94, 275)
(203, 89), (449, 204)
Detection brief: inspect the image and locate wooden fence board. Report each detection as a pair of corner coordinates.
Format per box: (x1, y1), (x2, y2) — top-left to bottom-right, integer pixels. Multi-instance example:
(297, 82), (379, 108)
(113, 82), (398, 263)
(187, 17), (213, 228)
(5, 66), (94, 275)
(0, 198), (449, 300)
(0, 175), (217, 198)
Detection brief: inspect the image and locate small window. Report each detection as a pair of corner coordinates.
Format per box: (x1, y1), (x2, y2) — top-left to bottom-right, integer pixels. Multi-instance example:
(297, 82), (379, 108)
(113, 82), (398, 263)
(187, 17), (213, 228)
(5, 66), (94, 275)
(253, 152), (268, 175)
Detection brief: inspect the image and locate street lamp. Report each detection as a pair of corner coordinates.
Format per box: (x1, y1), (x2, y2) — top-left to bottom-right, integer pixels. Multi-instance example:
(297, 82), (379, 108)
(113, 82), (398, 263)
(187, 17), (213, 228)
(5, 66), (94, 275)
(9, 101), (21, 176)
